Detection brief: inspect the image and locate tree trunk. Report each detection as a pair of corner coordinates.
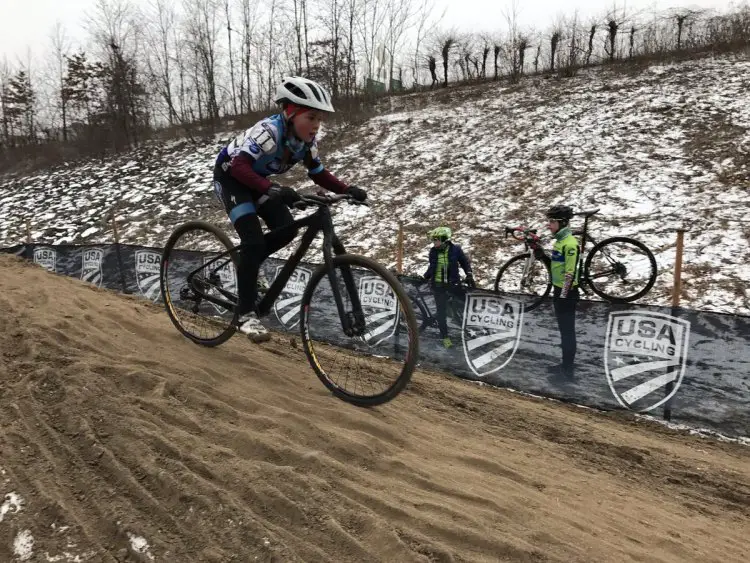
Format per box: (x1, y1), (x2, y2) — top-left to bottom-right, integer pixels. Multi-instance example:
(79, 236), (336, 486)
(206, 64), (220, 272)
(226, 0), (238, 115)
(267, 0), (276, 108)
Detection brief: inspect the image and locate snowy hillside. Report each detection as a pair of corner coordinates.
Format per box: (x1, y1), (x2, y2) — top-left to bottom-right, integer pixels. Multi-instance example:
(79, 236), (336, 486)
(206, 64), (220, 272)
(1, 53), (749, 315)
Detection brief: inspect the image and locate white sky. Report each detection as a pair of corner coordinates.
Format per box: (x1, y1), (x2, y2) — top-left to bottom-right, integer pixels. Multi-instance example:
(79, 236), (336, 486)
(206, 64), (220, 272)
(0, 0), (741, 64)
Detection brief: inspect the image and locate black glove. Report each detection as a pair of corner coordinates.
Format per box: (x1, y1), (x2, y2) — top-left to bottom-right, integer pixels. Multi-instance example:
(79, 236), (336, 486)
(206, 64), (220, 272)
(417, 276), (429, 287)
(268, 183), (301, 207)
(347, 185), (367, 202)
(465, 273), (476, 288)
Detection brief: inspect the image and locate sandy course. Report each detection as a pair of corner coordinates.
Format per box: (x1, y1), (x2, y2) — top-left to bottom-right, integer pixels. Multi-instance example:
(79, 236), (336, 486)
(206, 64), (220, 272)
(0, 254), (748, 562)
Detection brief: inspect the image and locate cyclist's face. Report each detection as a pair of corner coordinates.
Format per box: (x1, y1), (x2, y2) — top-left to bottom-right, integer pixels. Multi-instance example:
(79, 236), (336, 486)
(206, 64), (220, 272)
(432, 238), (442, 247)
(293, 110), (326, 142)
(547, 219), (560, 234)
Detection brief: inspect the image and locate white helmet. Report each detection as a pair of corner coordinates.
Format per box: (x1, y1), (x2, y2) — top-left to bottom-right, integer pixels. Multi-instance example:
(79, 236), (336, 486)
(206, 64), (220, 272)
(274, 76), (335, 113)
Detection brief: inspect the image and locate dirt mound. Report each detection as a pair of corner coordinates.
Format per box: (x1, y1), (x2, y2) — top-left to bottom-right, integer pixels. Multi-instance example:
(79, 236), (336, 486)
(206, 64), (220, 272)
(1, 253), (748, 562)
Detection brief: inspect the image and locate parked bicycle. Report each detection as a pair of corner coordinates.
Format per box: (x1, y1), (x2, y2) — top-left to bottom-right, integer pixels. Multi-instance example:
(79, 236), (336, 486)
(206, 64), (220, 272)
(159, 192), (419, 406)
(494, 208), (657, 311)
(409, 278), (469, 334)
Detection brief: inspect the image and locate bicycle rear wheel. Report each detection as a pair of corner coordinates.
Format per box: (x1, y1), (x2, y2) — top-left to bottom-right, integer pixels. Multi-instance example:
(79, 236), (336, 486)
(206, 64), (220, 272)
(161, 221), (239, 347)
(300, 254), (419, 406)
(583, 236), (657, 302)
(494, 253), (552, 312)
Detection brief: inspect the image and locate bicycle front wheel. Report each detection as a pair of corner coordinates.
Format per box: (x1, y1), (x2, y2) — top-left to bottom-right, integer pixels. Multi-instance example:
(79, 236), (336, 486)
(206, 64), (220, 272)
(494, 253), (552, 312)
(583, 236), (657, 302)
(300, 254), (419, 407)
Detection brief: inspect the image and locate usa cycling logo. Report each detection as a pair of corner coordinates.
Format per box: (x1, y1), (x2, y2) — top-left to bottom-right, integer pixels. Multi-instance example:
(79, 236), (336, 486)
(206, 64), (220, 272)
(33, 247), (57, 273)
(203, 255), (237, 314)
(462, 294), (523, 377)
(273, 265), (311, 329)
(135, 250), (162, 302)
(604, 311), (691, 412)
(81, 248), (104, 288)
(358, 276), (400, 346)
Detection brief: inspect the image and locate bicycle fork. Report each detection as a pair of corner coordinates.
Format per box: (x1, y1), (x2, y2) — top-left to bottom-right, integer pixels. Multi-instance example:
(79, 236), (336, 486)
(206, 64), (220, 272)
(520, 254), (536, 290)
(323, 232), (367, 337)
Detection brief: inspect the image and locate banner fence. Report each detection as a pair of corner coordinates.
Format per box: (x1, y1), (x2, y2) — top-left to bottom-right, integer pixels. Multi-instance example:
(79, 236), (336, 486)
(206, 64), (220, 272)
(3, 242), (748, 439)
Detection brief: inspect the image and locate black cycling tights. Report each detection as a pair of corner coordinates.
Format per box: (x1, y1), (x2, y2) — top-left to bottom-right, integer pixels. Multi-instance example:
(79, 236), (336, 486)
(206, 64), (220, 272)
(233, 198), (298, 315)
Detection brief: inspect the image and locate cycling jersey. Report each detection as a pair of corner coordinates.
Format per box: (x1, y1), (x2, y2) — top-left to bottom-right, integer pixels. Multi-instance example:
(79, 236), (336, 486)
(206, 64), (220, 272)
(550, 228), (579, 288)
(214, 113), (347, 199)
(215, 114), (324, 177)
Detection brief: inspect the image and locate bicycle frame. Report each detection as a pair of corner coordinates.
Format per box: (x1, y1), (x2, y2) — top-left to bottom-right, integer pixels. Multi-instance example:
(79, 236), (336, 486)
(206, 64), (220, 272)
(412, 281), (466, 328)
(186, 195), (366, 335)
(573, 216), (598, 258)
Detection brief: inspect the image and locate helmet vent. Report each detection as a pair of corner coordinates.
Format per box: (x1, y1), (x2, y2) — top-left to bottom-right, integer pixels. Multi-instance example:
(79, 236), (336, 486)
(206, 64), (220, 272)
(284, 82), (307, 99)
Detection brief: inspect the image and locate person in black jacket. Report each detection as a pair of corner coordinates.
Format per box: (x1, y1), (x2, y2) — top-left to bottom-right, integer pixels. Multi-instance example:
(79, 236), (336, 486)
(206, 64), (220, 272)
(420, 226), (475, 348)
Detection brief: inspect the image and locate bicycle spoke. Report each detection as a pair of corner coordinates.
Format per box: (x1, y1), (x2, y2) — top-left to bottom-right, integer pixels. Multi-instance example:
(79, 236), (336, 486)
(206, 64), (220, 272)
(495, 254), (551, 310)
(162, 224), (238, 345)
(585, 238), (657, 302)
(302, 255), (417, 406)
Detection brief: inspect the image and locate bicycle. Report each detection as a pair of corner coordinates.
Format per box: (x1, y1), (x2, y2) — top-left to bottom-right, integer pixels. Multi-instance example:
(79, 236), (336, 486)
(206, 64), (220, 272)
(159, 192), (419, 406)
(493, 208), (657, 311)
(406, 277), (470, 334)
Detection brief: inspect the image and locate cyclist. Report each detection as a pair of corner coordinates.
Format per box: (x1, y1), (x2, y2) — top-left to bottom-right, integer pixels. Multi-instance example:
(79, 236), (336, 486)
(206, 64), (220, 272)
(212, 76), (367, 340)
(546, 204), (580, 376)
(419, 226), (475, 349)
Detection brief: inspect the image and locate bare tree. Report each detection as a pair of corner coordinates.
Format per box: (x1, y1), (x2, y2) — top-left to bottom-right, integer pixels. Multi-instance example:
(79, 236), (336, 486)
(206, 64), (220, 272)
(290, 0), (304, 75)
(427, 54), (438, 87)
(517, 35), (529, 76)
(604, 3), (645, 62)
(558, 11), (582, 76)
(49, 21), (72, 140)
(143, 0), (179, 125)
(86, 0), (138, 61)
(493, 43), (501, 79)
(303, 0), (311, 73)
(503, 0), (522, 82)
(550, 28), (561, 71)
(318, 0), (344, 94)
(184, 0), (221, 121)
(357, 0), (388, 81)
(239, 0), (259, 112)
(344, 0), (357, 94)
(412, 0), (444, 87)
(607, 17), (619, 61)
(603, 3), (632, 63)
(585, 20), (597, 65)
(456, 35), (473, 80)
(172, 27), (192, 123)
(671, 9), (703, 50)
(384, 0), (416, 86)
(477, 33), (492, 78)
(266, 0), (277, 107)
(85, 0), (148, 150)
(439, 34), (455, 87)
(225, 0), (238, 115)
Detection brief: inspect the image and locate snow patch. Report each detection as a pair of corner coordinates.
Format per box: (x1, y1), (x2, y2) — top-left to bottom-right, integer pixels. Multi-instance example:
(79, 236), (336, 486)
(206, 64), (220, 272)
(13, 529), (34, 561)
(127, 532), (155, 561)
(1, 492), (24, 522)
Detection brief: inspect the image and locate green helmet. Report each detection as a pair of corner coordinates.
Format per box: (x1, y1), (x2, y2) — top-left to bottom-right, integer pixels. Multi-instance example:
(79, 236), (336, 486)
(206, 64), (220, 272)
(428, 226), (452, 242)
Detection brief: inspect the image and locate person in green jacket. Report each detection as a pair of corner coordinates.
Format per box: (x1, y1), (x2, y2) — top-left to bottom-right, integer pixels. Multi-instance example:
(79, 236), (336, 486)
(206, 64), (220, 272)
(546, 204), (580, 376)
